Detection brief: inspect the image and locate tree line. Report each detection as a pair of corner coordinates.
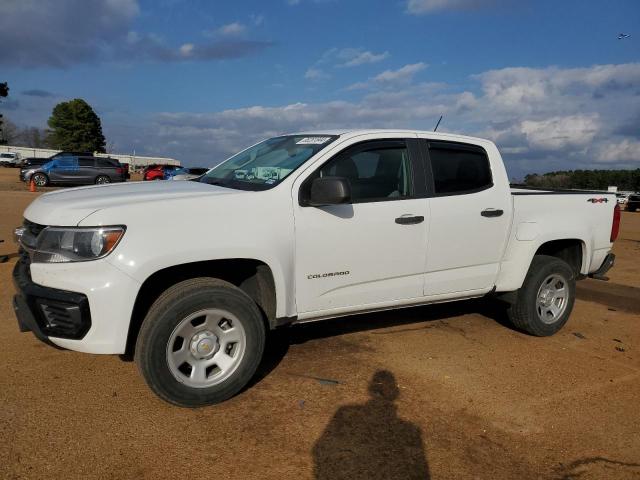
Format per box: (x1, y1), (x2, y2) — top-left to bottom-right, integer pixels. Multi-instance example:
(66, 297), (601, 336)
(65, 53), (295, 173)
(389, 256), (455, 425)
(0, 81), (106, 153)
(523, 170), (640, 192)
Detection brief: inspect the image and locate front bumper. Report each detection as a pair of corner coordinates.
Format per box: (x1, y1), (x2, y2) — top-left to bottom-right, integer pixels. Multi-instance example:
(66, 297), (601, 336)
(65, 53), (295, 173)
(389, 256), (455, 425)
(11, 252), (142, 354)
(13, 254), (91, 341)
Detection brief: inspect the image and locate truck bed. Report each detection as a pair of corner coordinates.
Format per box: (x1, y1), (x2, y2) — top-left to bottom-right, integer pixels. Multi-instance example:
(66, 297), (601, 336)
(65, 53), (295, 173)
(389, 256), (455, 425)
(493, 186), (617, 292)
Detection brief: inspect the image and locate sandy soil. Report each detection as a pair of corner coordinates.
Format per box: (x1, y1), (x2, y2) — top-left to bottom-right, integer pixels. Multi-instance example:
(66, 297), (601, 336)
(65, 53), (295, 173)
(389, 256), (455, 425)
(1, 167), (639, 480)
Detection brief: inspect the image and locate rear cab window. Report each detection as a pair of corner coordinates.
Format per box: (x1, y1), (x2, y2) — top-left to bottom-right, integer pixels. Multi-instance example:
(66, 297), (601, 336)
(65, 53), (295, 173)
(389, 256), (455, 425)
(426, 141), (492, 195)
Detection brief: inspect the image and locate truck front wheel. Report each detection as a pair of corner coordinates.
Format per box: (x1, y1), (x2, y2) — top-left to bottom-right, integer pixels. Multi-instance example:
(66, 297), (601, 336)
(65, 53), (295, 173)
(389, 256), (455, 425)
(507, 255), (576, 336)
(135, 278), (266, 407)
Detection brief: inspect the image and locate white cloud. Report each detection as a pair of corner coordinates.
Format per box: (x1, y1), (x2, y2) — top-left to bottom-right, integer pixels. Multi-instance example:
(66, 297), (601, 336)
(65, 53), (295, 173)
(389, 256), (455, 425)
(349, 62), (427, 89)
(0, 0), (139, 67)
(406, 0), (498, 14)
(336, 48), (390, 67)
(304, 48), (391, 81)
(104, 62), (640, 178)
(0, 0), (272, 67)
(304, 68), (331, 81)
(179, 43), (194, 57)
(476, 63), (640, 112)
(595, 139), (640, 163)
(217, 22), (247, 36)
(520, 115), (600, 151)
(374, 62), (427, 82)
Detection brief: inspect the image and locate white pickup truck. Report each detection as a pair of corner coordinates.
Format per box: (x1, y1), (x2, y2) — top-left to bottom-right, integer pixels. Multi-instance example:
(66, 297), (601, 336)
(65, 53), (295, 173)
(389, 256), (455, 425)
(12, 130), (619, 406)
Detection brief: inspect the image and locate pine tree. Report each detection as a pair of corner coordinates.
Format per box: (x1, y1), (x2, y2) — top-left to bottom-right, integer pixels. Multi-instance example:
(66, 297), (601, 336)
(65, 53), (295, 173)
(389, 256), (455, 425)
(47, 98), (106, 153)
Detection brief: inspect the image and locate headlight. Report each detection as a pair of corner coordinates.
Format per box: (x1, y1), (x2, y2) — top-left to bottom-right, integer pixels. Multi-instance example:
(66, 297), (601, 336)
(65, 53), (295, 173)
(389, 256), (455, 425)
(32, 226), (125, 263)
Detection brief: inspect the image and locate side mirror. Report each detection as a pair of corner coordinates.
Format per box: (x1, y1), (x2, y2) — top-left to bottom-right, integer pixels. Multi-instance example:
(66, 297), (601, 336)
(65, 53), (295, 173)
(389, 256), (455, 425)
(308, 176), (351, 206)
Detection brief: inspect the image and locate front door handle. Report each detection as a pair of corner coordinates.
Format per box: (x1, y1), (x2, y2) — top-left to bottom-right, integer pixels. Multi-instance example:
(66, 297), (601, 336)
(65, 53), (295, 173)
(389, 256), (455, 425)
(395, 215), (424, 225)
(481, 208), (504, 218)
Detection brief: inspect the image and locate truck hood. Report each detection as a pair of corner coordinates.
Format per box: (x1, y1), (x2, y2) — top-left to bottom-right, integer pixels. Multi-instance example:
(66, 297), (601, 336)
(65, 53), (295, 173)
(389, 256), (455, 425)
(24, 180), (244, 226)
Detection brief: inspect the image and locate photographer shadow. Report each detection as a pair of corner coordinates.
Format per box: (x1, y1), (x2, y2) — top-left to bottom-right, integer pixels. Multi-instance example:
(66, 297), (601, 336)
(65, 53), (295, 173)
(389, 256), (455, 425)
(312, 370), (430, 480)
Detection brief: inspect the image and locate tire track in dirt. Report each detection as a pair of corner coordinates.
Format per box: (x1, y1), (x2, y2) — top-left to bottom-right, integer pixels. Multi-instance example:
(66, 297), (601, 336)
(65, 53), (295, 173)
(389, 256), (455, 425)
(577, 279), (640, 314)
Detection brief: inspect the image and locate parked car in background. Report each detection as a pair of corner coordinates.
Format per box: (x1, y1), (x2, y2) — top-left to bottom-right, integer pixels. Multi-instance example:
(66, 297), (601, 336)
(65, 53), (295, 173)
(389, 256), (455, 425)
(616, 193), (630, 205)
(169, 167), (209, 181)
(20, 158), (50, 181)
(143, 164), (182, 181)
(143, 165), (164, 181)
(0, 152), (20, 167)
(20, 152), (92, 181)
(24, 155), (127, 186)
(627, 193), (640, 212)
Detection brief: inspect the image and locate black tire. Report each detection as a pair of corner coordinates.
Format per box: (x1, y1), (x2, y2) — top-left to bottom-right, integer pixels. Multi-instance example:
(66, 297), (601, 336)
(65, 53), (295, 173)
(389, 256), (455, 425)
(627, 206), (637, 212)
(507, 255), (576, 336)
(95, 175), (111, 185)
(135, 278), (266, 407)
(32, 172), (48, 187)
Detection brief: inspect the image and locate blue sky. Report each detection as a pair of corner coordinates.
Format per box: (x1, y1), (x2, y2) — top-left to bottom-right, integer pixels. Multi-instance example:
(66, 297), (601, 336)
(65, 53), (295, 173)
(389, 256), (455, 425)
(1, 0), (639, 178)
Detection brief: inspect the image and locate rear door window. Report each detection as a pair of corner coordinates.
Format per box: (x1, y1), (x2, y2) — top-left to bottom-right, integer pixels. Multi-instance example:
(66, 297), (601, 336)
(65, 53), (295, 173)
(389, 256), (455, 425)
(97, 159), (117, 168)
(427, 143), (492, 195)
(78, 158), (95, 167)
(56, 156), (78, 169)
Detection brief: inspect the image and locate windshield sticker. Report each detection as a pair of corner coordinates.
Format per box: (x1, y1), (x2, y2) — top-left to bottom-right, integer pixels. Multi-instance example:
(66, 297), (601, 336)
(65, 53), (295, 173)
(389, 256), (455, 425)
(296, 137), (331, 145)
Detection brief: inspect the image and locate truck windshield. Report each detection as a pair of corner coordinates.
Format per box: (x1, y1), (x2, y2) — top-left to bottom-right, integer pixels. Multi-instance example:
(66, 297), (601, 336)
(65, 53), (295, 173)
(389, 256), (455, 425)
(200, 135), (338, 191)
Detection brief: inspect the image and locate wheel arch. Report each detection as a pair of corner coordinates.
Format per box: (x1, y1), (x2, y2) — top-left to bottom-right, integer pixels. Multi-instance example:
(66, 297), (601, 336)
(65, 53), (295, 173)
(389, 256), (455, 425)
(124, 258), (278, 357)
(495, 236), (588, 292)
(533, 238), (586, 277)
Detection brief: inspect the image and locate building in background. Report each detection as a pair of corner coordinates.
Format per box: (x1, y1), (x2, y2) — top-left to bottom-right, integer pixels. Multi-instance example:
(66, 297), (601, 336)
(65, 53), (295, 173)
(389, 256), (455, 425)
(0, 145), (180, 171)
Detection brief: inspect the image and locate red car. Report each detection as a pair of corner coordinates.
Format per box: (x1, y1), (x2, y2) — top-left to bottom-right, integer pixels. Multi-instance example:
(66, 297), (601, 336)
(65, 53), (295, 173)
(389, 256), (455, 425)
(143, 164), (180, 181)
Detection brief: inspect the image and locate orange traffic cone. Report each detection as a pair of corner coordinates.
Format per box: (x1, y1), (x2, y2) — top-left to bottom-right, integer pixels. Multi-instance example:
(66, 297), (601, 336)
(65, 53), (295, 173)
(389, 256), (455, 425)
(29, 178), (36, 192)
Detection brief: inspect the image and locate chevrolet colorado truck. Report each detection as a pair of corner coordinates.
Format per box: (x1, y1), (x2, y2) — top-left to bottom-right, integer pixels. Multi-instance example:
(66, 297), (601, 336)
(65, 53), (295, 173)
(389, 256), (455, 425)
(12, 130), (619, 407)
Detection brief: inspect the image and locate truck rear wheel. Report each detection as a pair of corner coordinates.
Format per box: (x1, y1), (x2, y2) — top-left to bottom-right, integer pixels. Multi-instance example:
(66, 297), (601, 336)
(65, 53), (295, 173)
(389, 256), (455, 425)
(507, 255), (576, 336)
(135, 278), (266, 407)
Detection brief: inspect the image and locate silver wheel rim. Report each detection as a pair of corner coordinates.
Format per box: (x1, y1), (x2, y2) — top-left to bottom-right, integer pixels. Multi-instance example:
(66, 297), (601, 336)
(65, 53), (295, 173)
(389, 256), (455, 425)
(34, 174), (46, 186)
(166, 308), (247, 388)
(536, 274), (569, 324)
(97, 176), (110, 184)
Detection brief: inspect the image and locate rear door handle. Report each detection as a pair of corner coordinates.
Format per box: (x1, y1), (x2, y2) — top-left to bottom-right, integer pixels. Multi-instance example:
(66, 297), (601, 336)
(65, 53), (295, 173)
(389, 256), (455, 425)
(395, 215), (424, 225)
(481, 209), (504, 218)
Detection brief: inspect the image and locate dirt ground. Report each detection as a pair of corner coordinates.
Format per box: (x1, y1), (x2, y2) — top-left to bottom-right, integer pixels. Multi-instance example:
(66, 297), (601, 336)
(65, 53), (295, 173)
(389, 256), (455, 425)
(0, 167), (639, 480)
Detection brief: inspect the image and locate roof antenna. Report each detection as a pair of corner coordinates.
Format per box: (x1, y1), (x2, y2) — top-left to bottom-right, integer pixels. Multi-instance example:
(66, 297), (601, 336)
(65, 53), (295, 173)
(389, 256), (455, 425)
(433, 115), (443, 132)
